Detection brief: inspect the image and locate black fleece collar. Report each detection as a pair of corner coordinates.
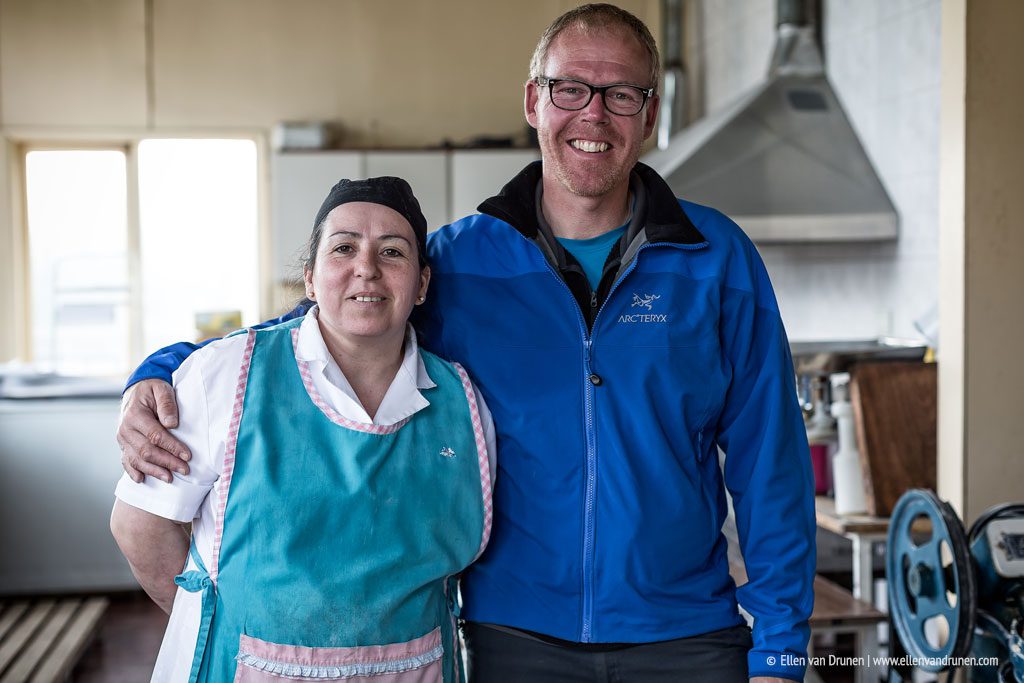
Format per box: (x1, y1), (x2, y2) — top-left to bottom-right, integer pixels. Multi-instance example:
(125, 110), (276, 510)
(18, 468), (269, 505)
(476, 160), (706, 246)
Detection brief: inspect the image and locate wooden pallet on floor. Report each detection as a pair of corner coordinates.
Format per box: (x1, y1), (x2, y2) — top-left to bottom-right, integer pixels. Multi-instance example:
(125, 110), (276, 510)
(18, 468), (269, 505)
(0, 597), (108, 683)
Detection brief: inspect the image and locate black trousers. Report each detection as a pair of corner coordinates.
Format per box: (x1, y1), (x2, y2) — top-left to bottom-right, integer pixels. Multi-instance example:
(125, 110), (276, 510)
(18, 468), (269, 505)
(462, 621), (752, 683)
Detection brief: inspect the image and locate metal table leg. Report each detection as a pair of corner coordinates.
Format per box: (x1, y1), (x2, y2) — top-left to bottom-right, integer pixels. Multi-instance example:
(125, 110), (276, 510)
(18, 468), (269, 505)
(850, 535), (880, 682)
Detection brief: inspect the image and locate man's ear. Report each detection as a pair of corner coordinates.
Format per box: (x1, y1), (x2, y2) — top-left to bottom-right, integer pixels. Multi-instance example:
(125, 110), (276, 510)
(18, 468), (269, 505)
(525, 80), (541, 129)
(642, 93), (661, 140)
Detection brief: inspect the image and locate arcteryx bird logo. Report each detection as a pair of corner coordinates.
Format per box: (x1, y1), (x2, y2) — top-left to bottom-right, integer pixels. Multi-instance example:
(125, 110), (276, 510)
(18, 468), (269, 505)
(619, 292), (669, 324)
(632, 293), (661, 310)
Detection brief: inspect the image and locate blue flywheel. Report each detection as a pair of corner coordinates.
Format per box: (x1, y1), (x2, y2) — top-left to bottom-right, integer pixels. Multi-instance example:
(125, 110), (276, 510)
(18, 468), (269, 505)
(887, 489), (977, 673)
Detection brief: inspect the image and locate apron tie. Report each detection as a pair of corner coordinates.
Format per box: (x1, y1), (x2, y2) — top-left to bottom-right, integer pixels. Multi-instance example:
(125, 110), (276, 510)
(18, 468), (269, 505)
(445, 575), (464, 683)
(174, 540), (216, 683)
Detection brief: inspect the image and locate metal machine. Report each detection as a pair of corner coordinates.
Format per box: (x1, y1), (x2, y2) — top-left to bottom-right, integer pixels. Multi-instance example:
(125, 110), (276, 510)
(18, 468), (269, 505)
(886, 489), (1024, 682)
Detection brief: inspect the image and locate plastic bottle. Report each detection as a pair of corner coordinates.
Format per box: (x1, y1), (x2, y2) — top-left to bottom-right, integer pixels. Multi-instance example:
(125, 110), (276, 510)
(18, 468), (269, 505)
(805, 376), (836, 495)
(830, 372), (866, 514)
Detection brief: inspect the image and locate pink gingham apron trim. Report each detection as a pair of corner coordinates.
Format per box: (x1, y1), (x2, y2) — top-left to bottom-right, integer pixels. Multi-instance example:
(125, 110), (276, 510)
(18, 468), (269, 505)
(210, 329), (256, 582)
(452, 362), (493, 561)
(290, 328), (411, 434)
(237, 627), (441, 667)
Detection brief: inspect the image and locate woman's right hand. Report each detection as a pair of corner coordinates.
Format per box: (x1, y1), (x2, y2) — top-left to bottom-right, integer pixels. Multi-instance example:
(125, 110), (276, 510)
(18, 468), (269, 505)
(117, 379), (191, 483)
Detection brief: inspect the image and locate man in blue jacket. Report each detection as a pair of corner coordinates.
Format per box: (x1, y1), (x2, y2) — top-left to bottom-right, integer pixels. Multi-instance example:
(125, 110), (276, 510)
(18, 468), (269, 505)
(117, 4), (814, 681)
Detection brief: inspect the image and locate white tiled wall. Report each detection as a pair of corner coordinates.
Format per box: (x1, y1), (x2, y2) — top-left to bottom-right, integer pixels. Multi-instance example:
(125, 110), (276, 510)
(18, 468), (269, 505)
(693, 0), (941, 340)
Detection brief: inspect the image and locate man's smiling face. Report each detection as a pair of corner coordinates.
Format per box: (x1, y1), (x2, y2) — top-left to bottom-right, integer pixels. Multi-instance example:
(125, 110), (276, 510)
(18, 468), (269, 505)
(525, 25), (660, 199)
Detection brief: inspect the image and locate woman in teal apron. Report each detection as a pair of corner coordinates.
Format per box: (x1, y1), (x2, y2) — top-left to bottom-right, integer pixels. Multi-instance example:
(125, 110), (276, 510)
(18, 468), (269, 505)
(112, 177), (494, 683)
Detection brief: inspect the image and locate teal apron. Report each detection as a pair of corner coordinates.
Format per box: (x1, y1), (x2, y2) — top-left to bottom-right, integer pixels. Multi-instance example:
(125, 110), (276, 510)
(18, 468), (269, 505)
(176, 317), (489, 682)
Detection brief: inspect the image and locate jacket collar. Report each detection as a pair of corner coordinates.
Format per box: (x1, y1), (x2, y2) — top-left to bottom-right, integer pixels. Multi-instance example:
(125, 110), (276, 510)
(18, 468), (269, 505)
(476, 160), (707, 246)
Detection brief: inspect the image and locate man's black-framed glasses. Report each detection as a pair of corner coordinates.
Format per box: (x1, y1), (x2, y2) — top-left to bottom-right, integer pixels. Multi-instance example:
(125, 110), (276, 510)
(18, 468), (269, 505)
(535, 76), (654, 117)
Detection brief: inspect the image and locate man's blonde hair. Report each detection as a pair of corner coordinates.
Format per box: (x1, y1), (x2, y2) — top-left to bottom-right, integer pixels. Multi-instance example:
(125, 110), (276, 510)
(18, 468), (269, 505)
(528, 3), (661, 92)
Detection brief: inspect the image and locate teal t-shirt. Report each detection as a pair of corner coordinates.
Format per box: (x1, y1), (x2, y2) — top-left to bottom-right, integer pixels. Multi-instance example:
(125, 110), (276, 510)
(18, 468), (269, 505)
(557, 225), (627, 290)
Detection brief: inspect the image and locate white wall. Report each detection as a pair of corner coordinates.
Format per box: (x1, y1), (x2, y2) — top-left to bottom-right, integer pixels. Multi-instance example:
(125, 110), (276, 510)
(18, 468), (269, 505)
(694, 0), (941, 341)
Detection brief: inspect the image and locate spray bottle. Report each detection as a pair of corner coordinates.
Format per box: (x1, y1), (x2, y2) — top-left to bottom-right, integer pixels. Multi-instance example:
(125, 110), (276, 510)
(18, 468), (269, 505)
(805, 375), (836, 495)
(830, 372), (866, 515)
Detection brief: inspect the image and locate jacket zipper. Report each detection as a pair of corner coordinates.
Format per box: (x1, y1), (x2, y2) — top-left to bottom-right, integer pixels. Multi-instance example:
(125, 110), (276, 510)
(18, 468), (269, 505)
(579, 243), (654, 642)
(693, 425), (721, 543)
(543, 240), (708, 643)
(581, 336), (597, 642)
(538, 259), (596, 642)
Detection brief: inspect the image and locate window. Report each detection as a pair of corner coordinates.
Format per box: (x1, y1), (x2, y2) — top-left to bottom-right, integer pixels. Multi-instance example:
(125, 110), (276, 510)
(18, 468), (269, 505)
(23, 139), (260, 378)
(137, 139), (259, 353)
(25, 149), (131, 376)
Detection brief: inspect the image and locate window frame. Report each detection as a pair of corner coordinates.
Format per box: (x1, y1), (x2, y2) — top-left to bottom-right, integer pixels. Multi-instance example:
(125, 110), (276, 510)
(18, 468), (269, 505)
(12, 132), (270, 375)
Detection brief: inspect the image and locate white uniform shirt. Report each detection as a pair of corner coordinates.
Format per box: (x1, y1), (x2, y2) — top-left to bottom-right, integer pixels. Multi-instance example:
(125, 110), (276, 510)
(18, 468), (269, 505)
(115, 308), (496, 682)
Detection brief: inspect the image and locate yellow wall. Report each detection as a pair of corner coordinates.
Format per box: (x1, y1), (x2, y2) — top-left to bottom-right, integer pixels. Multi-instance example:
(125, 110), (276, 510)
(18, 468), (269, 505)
(961, 0), (1024, 520)
(0, 140), (17, 362)
(0, 0), (148, 127)
(939, 0), (1024, 520)
(1, 0), (659, 144)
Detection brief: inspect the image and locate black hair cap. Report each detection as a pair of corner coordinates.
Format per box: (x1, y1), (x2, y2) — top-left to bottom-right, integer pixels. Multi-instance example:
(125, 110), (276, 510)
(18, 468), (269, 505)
(313, 176), (428, 264)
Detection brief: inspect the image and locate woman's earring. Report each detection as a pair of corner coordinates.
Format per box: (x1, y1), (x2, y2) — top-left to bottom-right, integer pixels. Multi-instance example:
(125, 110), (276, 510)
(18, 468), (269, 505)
(416, 296), (425, 304)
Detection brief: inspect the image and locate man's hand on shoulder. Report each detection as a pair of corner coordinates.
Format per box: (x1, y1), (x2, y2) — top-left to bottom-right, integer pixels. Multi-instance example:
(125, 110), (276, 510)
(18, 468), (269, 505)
(117, 379), (190, 483)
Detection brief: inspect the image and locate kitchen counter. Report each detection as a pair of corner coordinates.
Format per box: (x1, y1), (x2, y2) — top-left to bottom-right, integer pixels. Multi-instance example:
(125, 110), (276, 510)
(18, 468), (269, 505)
(0, 397), (137, 594)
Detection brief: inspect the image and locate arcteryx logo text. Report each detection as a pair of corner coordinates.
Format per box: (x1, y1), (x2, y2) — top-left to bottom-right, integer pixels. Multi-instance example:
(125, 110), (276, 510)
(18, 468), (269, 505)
(618, 293), (669, 324)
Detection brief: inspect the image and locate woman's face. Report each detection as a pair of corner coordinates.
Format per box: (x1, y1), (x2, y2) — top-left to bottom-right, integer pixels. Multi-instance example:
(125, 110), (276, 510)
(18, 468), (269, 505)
(304, 202), (429, 349)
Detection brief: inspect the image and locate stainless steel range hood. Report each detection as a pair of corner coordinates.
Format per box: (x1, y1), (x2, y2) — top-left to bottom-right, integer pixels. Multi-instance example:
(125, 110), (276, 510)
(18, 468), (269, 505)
(643, 2), (898, 242)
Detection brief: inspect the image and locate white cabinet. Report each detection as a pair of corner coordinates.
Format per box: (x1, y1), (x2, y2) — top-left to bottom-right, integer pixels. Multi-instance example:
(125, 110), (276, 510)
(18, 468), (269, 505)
(271, 151), (362, 281)
(450, 150), (539, 220)
(271, 149), (539, 282)
(365, 152), (448, 233)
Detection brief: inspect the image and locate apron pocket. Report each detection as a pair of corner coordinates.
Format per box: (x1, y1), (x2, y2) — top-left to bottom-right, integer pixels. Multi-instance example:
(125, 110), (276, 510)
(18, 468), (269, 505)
(233, 627), (443, 682)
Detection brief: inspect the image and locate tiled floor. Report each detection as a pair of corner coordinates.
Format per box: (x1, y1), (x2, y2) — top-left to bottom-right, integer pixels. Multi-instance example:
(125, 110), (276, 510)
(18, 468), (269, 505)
(72, 592), (167, 682)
